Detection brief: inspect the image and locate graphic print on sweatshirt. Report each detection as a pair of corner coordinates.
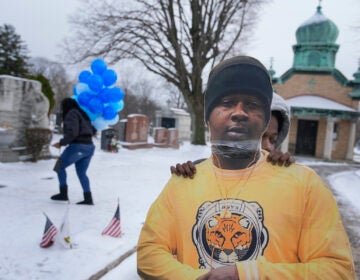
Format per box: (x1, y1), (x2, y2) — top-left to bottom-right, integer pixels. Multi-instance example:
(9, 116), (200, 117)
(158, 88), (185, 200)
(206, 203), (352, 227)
(192, 199), (268, 268)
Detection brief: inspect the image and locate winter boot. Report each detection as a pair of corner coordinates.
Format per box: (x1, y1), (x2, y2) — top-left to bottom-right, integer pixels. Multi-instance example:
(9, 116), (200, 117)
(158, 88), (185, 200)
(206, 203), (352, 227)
(77, 192), (94, 205)
(51, 185), (68, 201)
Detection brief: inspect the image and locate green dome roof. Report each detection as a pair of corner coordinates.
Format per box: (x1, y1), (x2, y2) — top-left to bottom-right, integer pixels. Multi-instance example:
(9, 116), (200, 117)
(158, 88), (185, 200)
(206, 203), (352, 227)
(296, 6), (339, 44)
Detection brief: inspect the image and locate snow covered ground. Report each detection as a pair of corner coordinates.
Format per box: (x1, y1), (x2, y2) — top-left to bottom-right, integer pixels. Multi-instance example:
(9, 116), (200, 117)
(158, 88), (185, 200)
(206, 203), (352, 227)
(0, 134), (359, 280)
(329, 170), (360, 213)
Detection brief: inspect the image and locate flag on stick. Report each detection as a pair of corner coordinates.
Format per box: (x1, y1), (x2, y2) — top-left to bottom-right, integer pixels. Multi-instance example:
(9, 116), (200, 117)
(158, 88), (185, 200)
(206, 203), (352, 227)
(102, 200), (122, 237)
(57, 203), (73, 249)
(40, 213), (58, 248)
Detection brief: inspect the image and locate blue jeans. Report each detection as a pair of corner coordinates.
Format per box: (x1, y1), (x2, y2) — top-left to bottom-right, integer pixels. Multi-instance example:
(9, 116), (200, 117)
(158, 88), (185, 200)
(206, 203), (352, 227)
(57, 143), (95, 193)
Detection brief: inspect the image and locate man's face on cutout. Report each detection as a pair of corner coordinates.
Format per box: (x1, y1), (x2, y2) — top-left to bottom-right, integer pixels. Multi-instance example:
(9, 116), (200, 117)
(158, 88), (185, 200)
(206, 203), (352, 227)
(208, 94), (267, 145)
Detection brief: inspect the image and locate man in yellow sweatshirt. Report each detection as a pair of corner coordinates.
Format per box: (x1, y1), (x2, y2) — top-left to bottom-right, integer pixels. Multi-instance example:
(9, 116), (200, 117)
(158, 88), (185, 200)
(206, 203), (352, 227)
(137, 56), (355, 279)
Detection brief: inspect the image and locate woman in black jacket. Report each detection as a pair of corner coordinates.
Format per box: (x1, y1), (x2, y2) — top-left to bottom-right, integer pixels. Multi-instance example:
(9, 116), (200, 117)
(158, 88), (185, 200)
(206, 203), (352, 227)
(51, 98), (96, 205)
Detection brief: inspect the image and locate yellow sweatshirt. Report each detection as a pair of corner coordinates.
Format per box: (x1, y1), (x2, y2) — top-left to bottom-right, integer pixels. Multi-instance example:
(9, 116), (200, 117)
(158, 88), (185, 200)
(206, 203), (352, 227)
(137, 153), (355, 279)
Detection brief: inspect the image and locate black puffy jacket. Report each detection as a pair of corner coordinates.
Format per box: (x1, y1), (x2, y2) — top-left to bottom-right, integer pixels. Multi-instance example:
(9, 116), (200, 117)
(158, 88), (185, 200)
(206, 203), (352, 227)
(59, 108), (96, 146)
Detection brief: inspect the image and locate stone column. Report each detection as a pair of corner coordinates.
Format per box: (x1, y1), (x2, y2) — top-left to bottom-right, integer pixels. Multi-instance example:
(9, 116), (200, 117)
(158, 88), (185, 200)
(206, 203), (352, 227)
(323, 118), (334, 160)
(346, 120), (357, 160)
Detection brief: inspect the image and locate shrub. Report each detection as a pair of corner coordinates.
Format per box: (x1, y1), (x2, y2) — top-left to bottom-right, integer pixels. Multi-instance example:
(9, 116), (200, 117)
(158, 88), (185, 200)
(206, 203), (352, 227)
(25, 128), (52, 162)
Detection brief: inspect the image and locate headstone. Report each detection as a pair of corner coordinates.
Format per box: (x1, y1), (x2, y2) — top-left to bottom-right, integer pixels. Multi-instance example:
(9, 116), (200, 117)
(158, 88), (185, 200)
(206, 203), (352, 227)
(168, 128), (179, 149)
(153, 127), (169, 147)
(0, 75), (51, 162)
(113, 119), (126, 142)
(101, 128), (115, 151)
(0, 127), (17, 162)
(153, 127), (179, 149)
(120, 114), (151, 149)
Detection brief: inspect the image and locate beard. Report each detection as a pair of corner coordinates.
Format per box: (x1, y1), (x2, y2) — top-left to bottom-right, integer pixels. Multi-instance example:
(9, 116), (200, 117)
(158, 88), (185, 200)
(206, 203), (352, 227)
(211, 139), (261, 159)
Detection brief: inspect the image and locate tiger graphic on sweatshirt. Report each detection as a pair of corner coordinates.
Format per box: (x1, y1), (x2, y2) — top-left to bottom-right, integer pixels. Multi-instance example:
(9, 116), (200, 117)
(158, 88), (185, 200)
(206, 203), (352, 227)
(192, 199), (268, 268)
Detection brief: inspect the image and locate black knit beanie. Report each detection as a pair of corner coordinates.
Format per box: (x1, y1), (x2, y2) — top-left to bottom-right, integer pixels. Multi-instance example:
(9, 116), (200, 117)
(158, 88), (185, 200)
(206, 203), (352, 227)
(204, 56), (273, 125)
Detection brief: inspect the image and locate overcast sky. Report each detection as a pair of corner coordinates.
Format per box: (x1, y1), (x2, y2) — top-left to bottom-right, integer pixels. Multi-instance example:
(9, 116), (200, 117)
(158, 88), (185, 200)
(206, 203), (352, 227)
(2, 0), (360, 80)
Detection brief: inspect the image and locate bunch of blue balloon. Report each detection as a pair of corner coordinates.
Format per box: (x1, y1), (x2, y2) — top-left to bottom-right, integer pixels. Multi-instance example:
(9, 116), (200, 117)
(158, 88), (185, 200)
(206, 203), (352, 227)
(72, 58), (125, 131)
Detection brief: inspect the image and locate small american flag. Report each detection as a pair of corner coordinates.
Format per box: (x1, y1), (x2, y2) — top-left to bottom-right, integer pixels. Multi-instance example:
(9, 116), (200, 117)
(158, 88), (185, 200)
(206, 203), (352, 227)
(102, 203), (122, 237)
(40, 214), (58, 248)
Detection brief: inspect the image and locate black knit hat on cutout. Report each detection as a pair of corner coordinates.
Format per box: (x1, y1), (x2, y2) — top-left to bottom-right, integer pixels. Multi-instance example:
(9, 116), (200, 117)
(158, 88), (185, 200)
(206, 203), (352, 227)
(204, 56), (273, 125)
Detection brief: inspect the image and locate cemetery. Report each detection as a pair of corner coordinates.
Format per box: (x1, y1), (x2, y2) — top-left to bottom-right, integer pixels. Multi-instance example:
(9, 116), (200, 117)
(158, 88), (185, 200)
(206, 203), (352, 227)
(0, 74), (185, 163)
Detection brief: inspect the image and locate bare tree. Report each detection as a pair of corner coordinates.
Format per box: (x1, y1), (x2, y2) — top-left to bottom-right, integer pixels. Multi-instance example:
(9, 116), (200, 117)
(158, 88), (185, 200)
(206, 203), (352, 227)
(29, 57), (74, 113)
(64, 0), (268, 144)
(165, 82), (187, 109)
(119, 73), (161, 123)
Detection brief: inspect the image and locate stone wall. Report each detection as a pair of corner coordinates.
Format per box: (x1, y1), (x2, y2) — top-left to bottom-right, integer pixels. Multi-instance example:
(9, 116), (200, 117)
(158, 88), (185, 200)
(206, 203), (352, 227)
(0, 75), (50, 162)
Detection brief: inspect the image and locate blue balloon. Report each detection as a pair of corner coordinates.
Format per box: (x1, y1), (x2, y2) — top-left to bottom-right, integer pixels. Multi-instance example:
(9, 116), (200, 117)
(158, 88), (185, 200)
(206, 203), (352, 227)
(102, 105), (118, 120)
(92, 117), (108, 131)
(108, 87), (124, 103)
(78, 70), (92, 83)
(74, 83), (90, 95)
(98, 87), (112, 103)
(107, 114), (119, 125)
(87, 74), (104, 92)
(111, 100), (124, 112)
(74, 59), (126, 127)
(88, 97), (104, 114)
(91, 58), (107, 75)
(77, 92), (92, 107)
(82, 106), (98, 121)
(102, 69), (117, 86)
(72, 96), (97, 121)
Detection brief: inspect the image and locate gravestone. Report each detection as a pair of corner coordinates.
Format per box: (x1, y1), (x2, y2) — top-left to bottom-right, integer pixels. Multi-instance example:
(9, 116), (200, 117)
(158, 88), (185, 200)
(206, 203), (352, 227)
(153, 127), (179, 149)
(168, 128), (179, 149)
(0, 75), (51, 162)
(112, 119), (126, 142)
(101, 128), (115, 151)
(120, 114), (151, 149)
(153, 127), (169, 147)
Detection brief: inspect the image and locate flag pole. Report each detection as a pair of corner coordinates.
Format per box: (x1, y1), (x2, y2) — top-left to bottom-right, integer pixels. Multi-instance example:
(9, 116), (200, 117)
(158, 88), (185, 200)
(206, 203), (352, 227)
(66, 201), (73, 249)
(58, 201), (73, 249)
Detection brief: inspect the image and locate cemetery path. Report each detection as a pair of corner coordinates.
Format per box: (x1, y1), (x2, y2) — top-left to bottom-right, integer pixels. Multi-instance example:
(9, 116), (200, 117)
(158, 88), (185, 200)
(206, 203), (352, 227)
(309, 163), (360, 279)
